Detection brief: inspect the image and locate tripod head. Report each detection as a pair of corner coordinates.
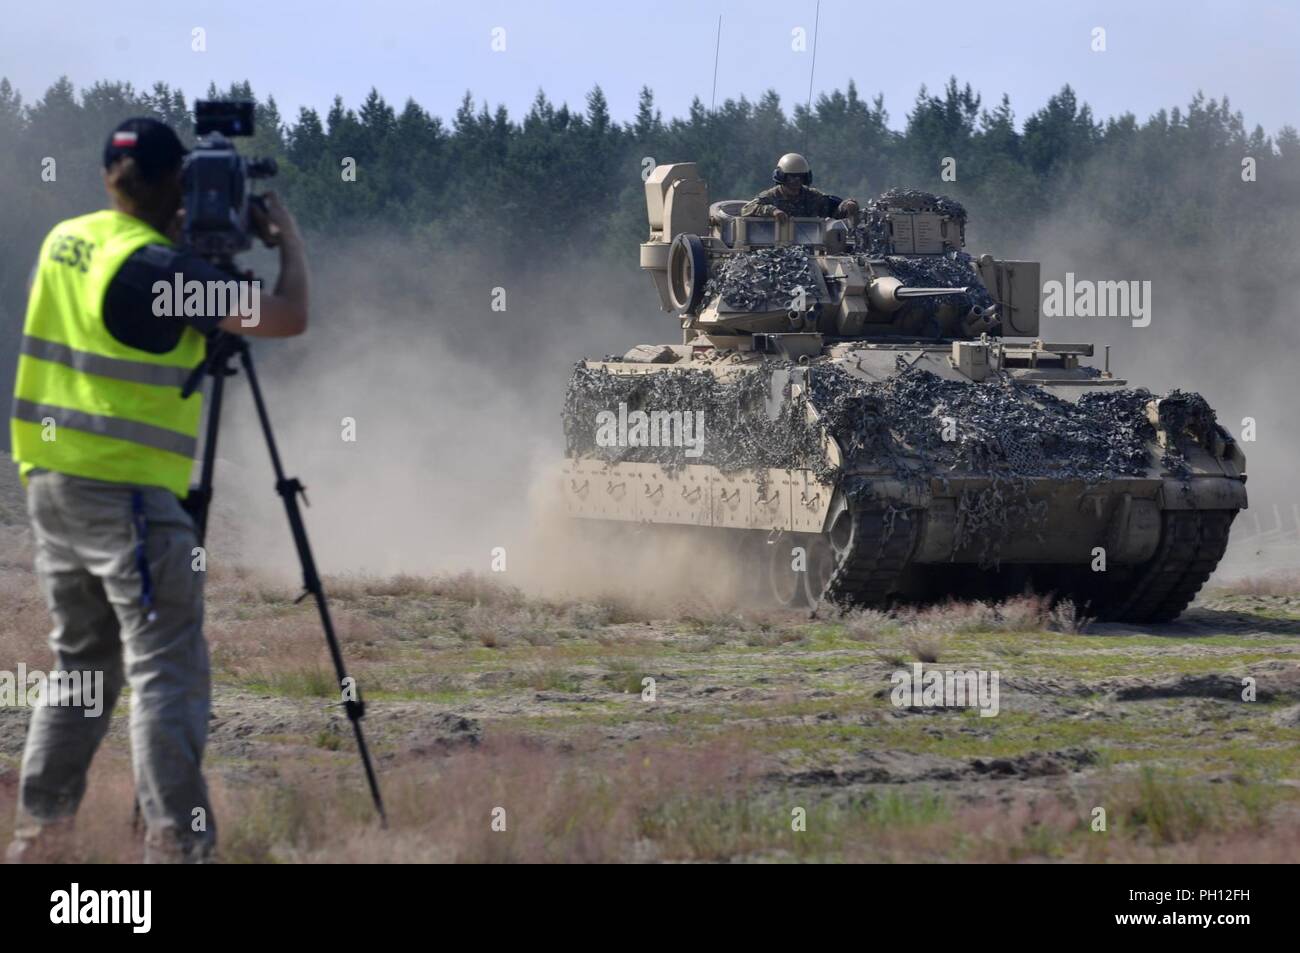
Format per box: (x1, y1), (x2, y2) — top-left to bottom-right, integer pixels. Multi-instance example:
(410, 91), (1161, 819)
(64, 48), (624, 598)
(181, 329), (243, 400)
(178, 249), (262, 401)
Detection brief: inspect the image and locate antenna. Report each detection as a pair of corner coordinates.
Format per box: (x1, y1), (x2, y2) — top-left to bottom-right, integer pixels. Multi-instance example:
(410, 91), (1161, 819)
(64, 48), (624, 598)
(711, 15), (722, 113)
(803, 0), (821, 152)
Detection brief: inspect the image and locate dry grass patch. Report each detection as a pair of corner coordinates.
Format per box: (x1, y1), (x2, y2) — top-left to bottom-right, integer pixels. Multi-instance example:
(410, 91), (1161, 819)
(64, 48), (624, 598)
(209, 611), (386, 694)
(839, 609), (894, 642)
(8, 740), (1297, 863)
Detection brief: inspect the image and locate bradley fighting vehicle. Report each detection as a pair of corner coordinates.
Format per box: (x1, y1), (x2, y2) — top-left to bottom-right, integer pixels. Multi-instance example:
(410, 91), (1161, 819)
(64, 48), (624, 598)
(560, 163), (1247, 621)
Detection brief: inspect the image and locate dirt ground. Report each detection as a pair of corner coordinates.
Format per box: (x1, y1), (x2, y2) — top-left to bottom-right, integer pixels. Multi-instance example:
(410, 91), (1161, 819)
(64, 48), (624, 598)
(1, 466), (1299, 862)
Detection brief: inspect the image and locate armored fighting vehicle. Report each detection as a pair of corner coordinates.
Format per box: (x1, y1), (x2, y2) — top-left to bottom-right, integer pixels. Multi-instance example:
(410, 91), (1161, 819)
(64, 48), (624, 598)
(561, 163), (1247, 621)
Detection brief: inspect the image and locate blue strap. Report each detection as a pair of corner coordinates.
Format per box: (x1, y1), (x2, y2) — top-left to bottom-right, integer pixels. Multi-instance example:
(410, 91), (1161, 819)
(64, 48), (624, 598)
(131, 490), (157, 622)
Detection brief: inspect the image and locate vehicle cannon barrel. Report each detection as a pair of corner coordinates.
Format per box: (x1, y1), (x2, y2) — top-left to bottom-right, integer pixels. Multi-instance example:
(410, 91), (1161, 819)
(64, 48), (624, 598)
(867, 277), (970, 313)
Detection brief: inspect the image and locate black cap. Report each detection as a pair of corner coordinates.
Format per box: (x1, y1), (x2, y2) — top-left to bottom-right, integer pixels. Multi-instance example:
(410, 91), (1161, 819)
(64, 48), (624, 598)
(103, 118), (187, 181)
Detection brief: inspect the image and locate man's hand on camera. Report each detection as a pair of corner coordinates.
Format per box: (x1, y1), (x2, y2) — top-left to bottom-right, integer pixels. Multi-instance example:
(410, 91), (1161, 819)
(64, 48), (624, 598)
(251, 191), (302, 248)
(218, 190), (309, 339)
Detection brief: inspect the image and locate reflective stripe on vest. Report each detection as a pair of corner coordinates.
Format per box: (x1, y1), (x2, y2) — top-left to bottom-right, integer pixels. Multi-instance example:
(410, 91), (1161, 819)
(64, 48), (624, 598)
(20, 334), (193, 389)
(10, 210), (206, 497)
(12, 399), (198, 458)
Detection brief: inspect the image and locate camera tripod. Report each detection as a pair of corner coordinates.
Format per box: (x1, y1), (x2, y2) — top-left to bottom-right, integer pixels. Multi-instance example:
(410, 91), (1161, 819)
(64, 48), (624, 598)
(177, 327), (387, 826)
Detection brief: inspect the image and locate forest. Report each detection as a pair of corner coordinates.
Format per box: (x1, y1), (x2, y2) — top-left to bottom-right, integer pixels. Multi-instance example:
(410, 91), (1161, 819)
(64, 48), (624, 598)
(2, 74), (1296, 270)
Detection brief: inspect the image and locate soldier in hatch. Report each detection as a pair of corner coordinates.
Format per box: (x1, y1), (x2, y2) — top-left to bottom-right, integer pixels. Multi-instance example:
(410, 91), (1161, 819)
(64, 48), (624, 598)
(740, 153), (860, 222)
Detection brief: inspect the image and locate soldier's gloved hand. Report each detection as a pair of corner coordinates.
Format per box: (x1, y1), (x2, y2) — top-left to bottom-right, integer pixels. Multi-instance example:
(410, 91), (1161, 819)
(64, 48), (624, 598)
(773, 209), (790, 223)
(838, 198), (859, 219)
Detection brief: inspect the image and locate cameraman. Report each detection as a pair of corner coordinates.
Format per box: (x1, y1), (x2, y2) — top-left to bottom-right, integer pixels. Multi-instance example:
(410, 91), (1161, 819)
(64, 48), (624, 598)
(7, 117), (308, 863)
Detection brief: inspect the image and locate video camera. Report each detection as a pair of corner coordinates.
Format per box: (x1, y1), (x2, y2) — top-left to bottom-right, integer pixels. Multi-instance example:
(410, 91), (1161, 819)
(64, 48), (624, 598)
(182, 100), (278, 259)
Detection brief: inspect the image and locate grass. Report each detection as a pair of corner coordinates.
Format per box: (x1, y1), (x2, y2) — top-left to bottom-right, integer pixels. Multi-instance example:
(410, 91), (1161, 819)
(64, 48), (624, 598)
(15, 738), (1295, 863)
(1108, 765), (1286, 844)
(3, 565), (1299, 863)
(240, 667), (339, 699)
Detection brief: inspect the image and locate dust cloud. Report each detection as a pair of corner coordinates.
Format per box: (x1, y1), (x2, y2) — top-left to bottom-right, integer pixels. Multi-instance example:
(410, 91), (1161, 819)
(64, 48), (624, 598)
(199, 229), (738, 599)
(204, 167), (1300, 595)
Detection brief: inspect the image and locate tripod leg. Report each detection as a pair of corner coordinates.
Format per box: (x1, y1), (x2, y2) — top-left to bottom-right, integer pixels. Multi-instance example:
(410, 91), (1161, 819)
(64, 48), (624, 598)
(187, 363), (226, 544)
(235, 342), (387, 826)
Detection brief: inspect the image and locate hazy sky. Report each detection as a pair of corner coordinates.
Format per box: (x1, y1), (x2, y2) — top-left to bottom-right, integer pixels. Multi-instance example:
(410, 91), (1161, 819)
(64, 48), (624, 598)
(3, 0), (1297, 133)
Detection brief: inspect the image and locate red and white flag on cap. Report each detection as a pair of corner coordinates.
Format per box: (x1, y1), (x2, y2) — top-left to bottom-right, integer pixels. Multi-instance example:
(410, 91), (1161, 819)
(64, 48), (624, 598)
(112, 131), (138, 148)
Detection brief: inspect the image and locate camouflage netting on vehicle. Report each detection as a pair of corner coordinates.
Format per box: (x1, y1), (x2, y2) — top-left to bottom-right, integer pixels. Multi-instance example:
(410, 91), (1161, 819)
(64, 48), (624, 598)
(703, 245), (823, 311)
(807, 361), (1157, 484)
(564, 360), (1212, 561)
(807, 361), (1162, 560)
(564, 362), (824, 474)
(870, 188), (969, 221)
(1154, 389), (1219, 478)
(856, 188), (968, 258)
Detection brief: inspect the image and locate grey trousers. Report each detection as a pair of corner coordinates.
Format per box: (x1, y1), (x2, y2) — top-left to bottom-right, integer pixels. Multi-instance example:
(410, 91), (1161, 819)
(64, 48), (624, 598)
(13, 470), (214, 862)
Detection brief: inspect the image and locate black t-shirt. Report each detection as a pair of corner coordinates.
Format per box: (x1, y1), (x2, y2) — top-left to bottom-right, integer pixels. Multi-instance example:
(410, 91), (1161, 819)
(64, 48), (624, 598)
(102, 244), (231, 352)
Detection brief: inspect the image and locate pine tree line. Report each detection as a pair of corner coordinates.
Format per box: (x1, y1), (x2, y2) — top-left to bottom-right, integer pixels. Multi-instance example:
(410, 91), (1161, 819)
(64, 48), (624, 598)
(2, 73), (1298, 298)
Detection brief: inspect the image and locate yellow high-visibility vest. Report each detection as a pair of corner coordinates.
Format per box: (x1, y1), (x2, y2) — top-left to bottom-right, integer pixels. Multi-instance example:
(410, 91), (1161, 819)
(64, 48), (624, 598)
(11, 209), (206, 497)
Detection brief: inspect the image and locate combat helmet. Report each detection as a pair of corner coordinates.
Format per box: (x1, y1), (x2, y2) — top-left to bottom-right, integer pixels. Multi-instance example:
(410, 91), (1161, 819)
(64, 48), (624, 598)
(772, 152), (812, 186)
